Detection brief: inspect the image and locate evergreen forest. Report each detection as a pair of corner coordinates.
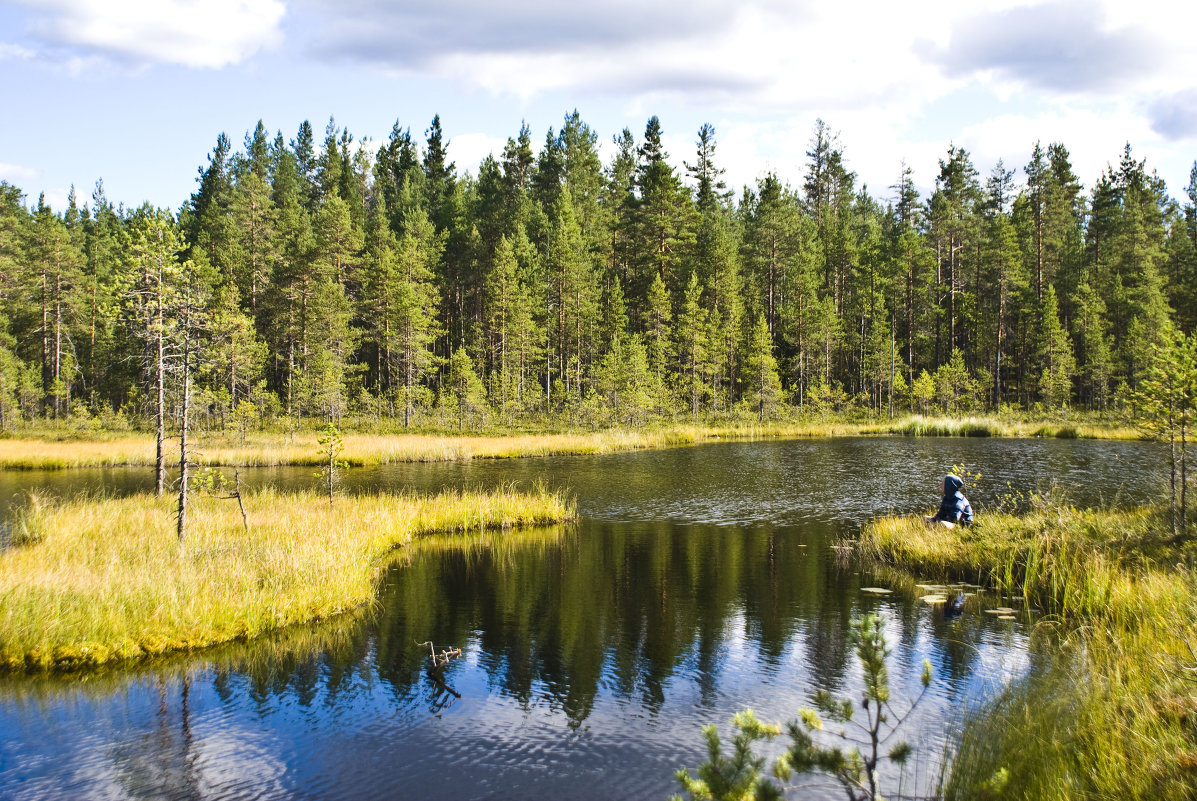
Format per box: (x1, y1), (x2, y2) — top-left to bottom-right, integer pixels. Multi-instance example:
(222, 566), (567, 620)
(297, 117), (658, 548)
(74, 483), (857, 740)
(1, 112), (1194, 432)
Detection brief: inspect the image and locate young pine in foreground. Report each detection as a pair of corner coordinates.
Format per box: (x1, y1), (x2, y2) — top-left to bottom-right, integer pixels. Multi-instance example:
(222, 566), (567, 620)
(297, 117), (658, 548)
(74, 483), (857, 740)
(672, 614), (950, 801)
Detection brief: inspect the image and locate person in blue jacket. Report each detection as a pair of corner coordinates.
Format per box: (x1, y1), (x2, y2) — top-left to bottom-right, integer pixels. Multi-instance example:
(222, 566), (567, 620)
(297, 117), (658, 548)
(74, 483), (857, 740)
(924, 474), (973, 528)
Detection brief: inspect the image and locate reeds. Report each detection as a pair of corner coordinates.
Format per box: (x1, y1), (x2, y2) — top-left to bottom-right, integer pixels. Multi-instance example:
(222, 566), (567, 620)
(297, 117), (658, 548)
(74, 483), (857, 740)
(860, 505), (1197, 799)
(0, 484), (573, 671)
(885, 415), (1140, 440)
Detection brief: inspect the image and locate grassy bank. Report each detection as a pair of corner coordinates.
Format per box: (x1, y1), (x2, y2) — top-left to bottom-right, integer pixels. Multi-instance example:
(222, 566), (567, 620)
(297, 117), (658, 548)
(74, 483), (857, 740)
(860, 506), (1197, 799)
(0, 485), (573, 671)
(0, 415), (1141, 470)
(0, 427), (738, 469)
(875, 414), (1140, 440)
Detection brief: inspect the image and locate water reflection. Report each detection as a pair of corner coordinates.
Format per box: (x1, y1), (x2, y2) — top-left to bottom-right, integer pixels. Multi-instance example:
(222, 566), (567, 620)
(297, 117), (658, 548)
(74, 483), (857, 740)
(0, 438), (1161, 800)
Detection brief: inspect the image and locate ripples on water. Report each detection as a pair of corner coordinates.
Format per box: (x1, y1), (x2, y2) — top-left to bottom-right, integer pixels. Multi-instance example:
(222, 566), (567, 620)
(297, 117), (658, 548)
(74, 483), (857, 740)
(0, 438), (1162, 800)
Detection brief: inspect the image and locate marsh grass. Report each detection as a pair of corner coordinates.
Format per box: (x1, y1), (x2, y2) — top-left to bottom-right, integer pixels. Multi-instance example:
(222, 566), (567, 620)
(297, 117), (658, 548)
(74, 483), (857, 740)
(860, 505), (1197, 799)
(0, 484), (573, 671)
(0, 429), (710, 469)
(0, 416), (1142, 470)
(885, 415), (1139, 441)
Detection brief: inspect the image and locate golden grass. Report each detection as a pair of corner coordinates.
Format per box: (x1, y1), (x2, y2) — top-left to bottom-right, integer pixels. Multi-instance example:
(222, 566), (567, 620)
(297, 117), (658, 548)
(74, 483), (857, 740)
(858, 506), (1178, 621)
(0, 429), (706, 469)
(0, 484), (573, 671)
(860, 506), (1197, 799)
(878, 414), (1140, 440)
(0, 416), (1141, 470)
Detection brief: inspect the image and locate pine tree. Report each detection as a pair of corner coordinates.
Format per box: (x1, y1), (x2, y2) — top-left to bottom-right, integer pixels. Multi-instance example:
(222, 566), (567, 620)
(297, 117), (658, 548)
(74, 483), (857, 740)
(742, 173), (801, 339)
(230, 141), (278, 313)
(296, 277), (358, 423)
(1036, 285), (1076, 409)
(1135, 329), (1196, 536)
(393, 200), (443, 426)
(676, 271), (711, 416)
(643, 271), (672, 405)
(79, 181), (126, 405)
(122, 208), (185, 495)
(445, 345), (487, 430)
(1073, 280), (1112, 410)
(744, 314), (782, 421)
(207, 284), (267, 425)
(23, 196), (84, 418)
(547, 189), (597, 402)
(185, 133), (237, 279)
(928, 144), (981, 363)
(423, 114), (456, 232)
(631, 116), (694, 302)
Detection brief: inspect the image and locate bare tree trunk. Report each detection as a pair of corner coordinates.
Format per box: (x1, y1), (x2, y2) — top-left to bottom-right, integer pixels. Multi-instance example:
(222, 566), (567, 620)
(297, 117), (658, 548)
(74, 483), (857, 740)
(177, 330), (192, 543)
(155, 281), (166, 497)
(54, 270), (63, 418)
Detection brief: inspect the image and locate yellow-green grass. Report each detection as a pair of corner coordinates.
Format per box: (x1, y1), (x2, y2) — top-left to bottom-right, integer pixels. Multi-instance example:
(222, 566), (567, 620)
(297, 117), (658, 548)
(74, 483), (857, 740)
(0, 429), (707, 469)
(878, 414), (1140, 440)
(860, 508), (1197, 799)
(0, 485), (573, 671)
(858, 506), (1191, 621)
(0, 416), (1142, 470)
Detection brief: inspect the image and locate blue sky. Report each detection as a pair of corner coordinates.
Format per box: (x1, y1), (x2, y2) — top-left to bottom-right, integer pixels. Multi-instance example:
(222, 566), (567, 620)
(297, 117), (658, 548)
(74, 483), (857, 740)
(2, 0), (1195, 214)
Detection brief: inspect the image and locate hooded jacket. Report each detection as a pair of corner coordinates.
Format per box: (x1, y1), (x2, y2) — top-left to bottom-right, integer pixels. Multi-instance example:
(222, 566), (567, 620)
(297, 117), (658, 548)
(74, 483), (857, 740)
(934, 474), (973, 525)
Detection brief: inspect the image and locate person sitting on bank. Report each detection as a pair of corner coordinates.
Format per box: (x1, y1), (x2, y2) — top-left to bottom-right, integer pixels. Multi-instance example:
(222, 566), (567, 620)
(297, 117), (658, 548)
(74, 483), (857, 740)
(924, 474), (973, 529)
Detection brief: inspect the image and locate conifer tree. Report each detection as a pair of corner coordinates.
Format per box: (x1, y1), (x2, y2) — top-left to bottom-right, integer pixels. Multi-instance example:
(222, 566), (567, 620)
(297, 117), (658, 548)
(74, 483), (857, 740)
(122, 208), (185, 495)
(207, 284), (267, 423)
(185, 133), (237, 279)
(393, 200), (443, 426)
(445, 345), (487, 430)
(1135, 330), (1196, 536)
(1036, 285), (1076, 409)
(230, 140), (278, 313)
(423, 114), (456, 232)
(677, 271), (711, 416)
(547, 189), (597, 401)
(80, 181), (126, 404)
(23, 196), (84, 417)
(643, 271), (672, 403)
(742, 174), (801, 339)
(1073, 280), (1112, 410)
(631, 116), (693, 301)
(745, 314), (782, 421)
(928, 145), (981, 362)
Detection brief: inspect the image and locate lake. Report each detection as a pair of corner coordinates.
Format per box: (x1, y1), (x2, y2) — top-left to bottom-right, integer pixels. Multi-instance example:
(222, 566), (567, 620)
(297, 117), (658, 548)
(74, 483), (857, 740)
(0, 437), (1164, 800)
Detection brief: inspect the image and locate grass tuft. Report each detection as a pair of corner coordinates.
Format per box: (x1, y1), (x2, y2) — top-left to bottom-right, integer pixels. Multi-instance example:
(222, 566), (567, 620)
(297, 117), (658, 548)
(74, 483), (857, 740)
(860, 505), (1197, 800)
(0, 484), (573, 671)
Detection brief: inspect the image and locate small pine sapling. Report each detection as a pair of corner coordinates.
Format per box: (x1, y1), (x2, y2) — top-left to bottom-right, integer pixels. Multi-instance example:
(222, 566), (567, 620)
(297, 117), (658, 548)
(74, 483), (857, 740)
(673, 614), (934, 801)
(315, 424), (349, 504)
(776, 614), (932, 801)
(671, 711), (784, 801)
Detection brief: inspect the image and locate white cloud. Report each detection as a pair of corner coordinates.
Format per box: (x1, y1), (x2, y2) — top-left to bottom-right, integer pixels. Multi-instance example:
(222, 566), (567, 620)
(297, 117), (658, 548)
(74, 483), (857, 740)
(10, 0), (285, 68)
(956, 107), (1158, 186)
(0, 41), (34, 60)
(444, 132), (507, 177)
(0, 162), (39, 183)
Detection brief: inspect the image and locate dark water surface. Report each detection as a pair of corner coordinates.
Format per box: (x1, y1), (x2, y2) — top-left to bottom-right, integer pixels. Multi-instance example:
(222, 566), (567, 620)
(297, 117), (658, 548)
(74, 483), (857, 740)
(0, 438), (1164, 800)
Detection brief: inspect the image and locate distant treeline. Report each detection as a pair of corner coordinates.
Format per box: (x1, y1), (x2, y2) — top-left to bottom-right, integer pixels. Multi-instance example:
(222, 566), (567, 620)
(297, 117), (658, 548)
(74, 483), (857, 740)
(0, 112), (1194, 430)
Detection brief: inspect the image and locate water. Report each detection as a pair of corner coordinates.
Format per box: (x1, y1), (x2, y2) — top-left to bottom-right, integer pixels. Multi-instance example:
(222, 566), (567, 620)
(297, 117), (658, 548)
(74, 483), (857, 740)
(0, 437), (1165, 800)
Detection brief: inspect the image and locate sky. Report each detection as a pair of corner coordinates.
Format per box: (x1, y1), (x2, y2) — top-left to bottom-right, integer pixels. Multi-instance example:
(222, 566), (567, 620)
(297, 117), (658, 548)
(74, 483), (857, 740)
(1, 0), (1195, 215)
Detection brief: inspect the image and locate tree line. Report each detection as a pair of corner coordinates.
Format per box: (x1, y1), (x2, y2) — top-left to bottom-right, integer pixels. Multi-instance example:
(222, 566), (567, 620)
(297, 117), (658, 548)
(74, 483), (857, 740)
(0, 112), (1194, 432)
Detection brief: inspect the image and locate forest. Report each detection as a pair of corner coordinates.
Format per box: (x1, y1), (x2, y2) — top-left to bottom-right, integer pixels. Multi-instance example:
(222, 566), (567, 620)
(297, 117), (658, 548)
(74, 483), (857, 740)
(0, 111), (1194, 433)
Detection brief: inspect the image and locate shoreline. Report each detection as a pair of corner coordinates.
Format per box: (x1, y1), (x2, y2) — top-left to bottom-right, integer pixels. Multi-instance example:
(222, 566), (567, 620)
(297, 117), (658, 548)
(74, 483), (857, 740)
(0, 415), (1143, 471)
(0, 485), (575, 672)
(857, 507), (1196, 799)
